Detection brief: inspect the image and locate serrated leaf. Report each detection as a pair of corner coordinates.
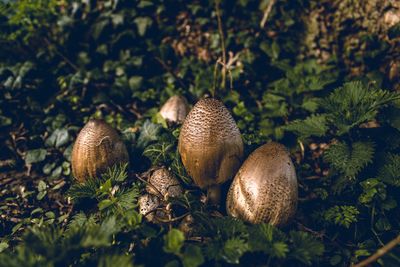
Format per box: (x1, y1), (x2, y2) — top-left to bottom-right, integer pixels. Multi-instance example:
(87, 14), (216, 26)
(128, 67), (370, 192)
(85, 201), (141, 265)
(290, 231), (324, 265)
(284, 115), (327, 138)
(324, 141), (375, 178)
(221, 238), (248, 264)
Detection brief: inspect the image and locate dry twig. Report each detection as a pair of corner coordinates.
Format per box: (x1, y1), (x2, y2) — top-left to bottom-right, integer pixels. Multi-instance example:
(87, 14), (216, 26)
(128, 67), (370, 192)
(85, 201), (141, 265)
(214, 0), (227, 90)
(353, 235), (400, 267)
(260, 0), (277, 28)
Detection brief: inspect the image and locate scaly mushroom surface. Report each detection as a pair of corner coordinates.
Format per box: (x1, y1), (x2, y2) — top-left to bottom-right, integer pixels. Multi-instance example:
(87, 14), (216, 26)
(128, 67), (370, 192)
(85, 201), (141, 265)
(178, 98), (243, 204)
(71, 119), (129, 182)
(226, 142), (298, 226)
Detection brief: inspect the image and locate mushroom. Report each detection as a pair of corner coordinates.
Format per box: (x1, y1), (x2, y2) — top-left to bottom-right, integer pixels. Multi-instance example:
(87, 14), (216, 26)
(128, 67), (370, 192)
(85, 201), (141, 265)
(139, 167), (184, 223)
(178, 98), (244, 205)
(159, 95), (190, 124)
(138, 194), (167, 222)
(146, 167), (183, 199)
(71, 119), (129, 182)
(226, 142), (298, 226)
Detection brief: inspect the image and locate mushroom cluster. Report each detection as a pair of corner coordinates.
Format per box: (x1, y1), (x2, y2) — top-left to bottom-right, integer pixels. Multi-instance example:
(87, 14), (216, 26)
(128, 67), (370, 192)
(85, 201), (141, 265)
(138, 167), (184, 223)
(70, 97), (299, 227)
(176, 98), (298, 225)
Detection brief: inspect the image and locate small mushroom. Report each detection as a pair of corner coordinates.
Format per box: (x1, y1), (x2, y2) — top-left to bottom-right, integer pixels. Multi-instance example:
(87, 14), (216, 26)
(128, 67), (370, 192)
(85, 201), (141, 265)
(226, 142), (298, 226)
(139, 167), (184, 223)
(178, 98), (243, 205)
(71, 119), (129, 182)
(160, 95), (190, 124)
(138, 194), (167, 222)
(146, 167), (183, 199)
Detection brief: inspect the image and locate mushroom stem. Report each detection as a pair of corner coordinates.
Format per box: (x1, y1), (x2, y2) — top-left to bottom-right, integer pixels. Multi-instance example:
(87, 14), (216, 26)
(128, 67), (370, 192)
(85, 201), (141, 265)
(207, 185), (221, 206)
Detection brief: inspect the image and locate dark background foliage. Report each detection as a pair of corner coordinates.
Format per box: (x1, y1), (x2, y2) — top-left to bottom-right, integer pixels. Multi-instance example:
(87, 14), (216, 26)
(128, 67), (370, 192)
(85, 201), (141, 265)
(0, 0), (400, 266)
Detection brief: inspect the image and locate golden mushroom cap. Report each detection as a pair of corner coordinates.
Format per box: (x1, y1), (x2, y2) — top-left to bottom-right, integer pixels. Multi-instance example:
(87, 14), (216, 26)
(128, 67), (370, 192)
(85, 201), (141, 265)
(159, 95), (190, 124)
(178, 98), (243, 189)
(71, 119), (129, 182)
(146, 167), (183, 198)
(226, 142), (298, 226)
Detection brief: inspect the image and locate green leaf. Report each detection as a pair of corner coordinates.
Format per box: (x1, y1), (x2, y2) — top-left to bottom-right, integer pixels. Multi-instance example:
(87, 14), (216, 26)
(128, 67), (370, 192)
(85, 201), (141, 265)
(378, 153), (400, 186)
(134, 17), (152, 36)
(221, 238), (248, 264)
(98, 199), (114, 211)
(25, 149), (47, 164)
(137, 120), (161, 148)
(0, 241), (9, 253)
(324, 141), (375, 179)
(45, 128), (69, 148)
(290, 231), (324, 265)
(284, 115), (328, 138)
(129, 76), (143, 91)
(322, 81), (400, 134)
(163, 229), (185, 254)
(182, 245), (204, 267)
(323, 205), (359, 228)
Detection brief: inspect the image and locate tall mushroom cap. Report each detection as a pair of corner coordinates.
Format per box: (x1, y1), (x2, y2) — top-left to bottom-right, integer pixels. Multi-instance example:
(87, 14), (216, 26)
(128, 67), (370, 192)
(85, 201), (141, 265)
(71, 119), (129, 182)
(160, 95), (190, 124)
(178, 98), (243, 189)
(226, 142), (298, 226)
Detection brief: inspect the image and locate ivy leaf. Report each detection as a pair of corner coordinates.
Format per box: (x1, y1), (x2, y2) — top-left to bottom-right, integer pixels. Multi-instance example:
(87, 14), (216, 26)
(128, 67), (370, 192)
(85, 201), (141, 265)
(134, 17), (152, 36)
(137, 120), (161, 149)
(45, 128), (69, 148)
(25, 149), (47, 164)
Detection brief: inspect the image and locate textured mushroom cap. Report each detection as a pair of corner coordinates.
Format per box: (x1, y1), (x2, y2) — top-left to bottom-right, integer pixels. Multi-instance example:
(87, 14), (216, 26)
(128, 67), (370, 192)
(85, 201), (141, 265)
(226, 142), (298, 226)
(71, 119), (129, 182)
(178, 98), (243, 189)
(146, 167), (183, 198)
(160, 95), (190, 124)
(138, 194), (166, 222)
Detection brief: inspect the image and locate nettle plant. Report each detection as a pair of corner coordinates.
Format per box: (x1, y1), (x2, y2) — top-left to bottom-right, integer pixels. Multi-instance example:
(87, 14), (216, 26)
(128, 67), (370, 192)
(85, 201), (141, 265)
(1, 0), (400, 267)
(284, 81), (400, 264)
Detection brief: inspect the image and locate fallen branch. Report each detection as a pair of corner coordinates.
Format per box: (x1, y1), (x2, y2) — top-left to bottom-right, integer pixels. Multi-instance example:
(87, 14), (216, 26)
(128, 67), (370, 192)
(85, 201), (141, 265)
(353, 235), (400, 267)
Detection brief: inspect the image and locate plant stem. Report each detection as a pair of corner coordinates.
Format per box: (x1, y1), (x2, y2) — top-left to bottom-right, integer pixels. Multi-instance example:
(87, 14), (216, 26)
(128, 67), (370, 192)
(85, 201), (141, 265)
(215, 0), (226, 90)
(353, 235), (400, 267)
(260, 0), (276, 28)
(207, 184), (221, 207)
